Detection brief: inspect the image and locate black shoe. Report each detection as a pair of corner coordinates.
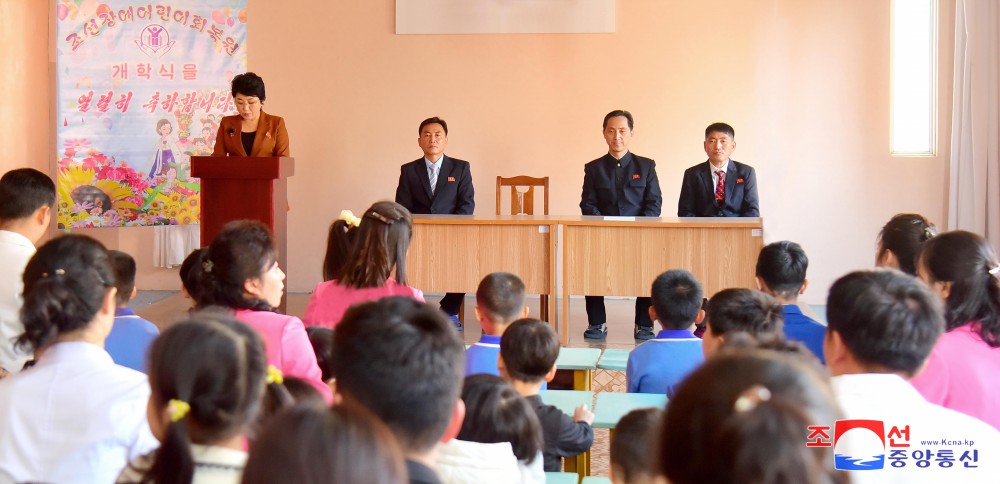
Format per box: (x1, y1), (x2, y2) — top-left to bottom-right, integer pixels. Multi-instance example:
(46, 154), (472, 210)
(634, 325), (655, 341)
(584, 323), (608, 339)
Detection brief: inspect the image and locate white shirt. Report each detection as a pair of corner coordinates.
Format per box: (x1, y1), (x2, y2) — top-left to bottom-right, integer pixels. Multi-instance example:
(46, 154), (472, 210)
(0, 342), (159, 483)
(118, 444), (247, 484)
(437, 439), (540, 484)
(709, 159), (730, 188)
(0, 230), (36, 373)
(831, 373), (1000, 484)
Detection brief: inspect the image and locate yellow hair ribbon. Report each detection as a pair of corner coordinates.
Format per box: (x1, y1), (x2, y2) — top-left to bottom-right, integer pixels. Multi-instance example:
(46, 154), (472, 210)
(266, 365), (284, 385)
(167, 399), (190, 423)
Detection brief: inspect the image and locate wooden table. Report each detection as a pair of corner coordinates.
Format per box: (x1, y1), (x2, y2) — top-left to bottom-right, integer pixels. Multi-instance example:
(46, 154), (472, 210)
(561, 216), (763, 340)
(407, 215), (558, 321)
(593, 392), (668, 440)
(597, 348), (631, 371)
(555, 347), (602, 390)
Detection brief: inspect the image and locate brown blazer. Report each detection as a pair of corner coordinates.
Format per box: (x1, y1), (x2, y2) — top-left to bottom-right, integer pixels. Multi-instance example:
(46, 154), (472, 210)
(212, 110), (290, 157)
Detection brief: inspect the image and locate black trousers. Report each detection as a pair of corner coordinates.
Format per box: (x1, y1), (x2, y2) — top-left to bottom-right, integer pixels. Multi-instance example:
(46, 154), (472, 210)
(585, 296), (653, 328)
(440, 292), (465, 316)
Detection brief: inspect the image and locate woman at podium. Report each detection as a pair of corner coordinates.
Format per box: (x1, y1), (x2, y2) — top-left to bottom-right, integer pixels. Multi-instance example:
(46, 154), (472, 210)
(212, 72), (290, 157)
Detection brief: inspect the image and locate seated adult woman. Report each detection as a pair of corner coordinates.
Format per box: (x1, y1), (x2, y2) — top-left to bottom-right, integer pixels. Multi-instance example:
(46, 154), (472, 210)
(304, 201), (424, 328)
(199, 220), (330, 401)
(911, 230), (1000, 430)
(212, 72), (289, 157)
(0, 235), (158, 482)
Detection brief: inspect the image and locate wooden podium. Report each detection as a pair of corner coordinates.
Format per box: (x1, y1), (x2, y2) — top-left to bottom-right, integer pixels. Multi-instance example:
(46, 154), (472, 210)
(190, 156), (294, 280)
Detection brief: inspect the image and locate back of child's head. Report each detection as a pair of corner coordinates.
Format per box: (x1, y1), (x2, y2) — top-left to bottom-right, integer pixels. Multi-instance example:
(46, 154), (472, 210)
(610, 407), (663, 484)
(719, 332), (822, 369)
(142, 309), (267, 484)
(918, 230), (1000, 347)
(706, 289), (784, 340)
(458, 374), (543, 464)
(305, 326), (334, 381)
(178, 247), (207, 305)
(337, 201), (413, 289)
(0, 168), (55, 222)
(650, 270), (703, 329)
(199, 220), (278, 311)
(499, 318), (559, 383)
(755, 241), (808, 300)
(242, 401), (406, 484)
(18, 235), (115, 353)
(476, 272), (527, 329)
(659, 351), (846, 484)
(259, 376), (325, 423)
(322, 211), (359, 281)
(331, 296), (464, 454)
(107, 250), (137, 308)
(877, 213), (936, 275)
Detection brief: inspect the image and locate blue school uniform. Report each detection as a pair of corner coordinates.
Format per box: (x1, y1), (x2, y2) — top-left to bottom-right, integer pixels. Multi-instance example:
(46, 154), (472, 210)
(782, 305), (826, 363)
(465, 334), (502, 377)
(626, 329), (704, 396)
(105, 308), (159, 373)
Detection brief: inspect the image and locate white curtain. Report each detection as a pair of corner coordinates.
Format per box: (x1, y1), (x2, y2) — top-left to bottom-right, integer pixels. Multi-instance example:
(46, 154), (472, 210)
(152, 224), (200, 268)
(949, 0), (1000, 248)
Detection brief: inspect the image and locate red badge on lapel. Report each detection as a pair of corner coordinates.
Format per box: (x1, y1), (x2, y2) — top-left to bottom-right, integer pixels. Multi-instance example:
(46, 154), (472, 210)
(632, 174), (641, 179)
(265, 131), (272, 139)
(737, 178), (745, 183)
(448, 176), (456, 182)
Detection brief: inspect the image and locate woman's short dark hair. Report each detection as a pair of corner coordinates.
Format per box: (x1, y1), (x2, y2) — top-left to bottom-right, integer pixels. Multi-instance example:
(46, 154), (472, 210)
(242, 402), (406, 484)
(659, 351), (847, 484)
(179, 248), (207, 305)
(230, 72), (266, 101)
(919, 230), (1000, 347)
(877, 213), (936, 275)
(458, 374), (543, 463)
(17, 235), (114, 352)
(336, 201), (413, 289)
(199, 220), (278, 311)
(141, 310), (267, 484)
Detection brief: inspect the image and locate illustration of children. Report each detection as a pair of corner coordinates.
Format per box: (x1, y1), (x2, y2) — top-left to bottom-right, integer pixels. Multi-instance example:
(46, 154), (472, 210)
(149, 118), (184, 179)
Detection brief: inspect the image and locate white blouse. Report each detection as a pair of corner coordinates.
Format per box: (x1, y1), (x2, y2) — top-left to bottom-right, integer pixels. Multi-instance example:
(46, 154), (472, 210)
(0, 342), (159, 483)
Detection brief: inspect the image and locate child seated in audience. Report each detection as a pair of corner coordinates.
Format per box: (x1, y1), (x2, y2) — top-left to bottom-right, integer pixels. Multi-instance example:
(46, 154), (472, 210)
(755, 241), (826, 362)
(304, 202), (424, 328)
(0, 235), (158, 482)
(499, 319), (593, 472)
(105, 250), (160, 373)
(610, 407), (663, 484)
(178, 247), (207, 307)
(198, 220), (330, 401)
(259, 375), (325, 423)
(626, 270), (705, 395)
(911, 231), (1000, 430)
(437, 374), (545, 483)
(242, 402), (406, 484)
(875, 213), (936, 275)
(305, 326), (334, 383)
(658, 350), (846, 484)
(118, 311), (268, 483)
(701, 288), (784, 358)
(466, 272), (529, 376)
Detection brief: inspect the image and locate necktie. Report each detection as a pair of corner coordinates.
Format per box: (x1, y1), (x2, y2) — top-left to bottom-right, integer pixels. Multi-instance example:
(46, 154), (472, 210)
(715, 170), (725, 204)
(429, 165), (439, 195)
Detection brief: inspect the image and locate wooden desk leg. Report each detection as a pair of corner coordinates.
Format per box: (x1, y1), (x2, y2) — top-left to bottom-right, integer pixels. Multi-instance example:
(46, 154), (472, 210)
(540, 294), (549, 322)
(573, 370), (592, 391)
(562, 451), (591, 478)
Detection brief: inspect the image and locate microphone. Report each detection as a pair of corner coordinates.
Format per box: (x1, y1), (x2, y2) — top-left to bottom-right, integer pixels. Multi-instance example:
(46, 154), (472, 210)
(227, 128), (235, 136)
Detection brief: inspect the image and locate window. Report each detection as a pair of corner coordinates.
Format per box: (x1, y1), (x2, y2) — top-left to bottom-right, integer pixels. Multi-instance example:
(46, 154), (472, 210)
(891, 0), (937, 155)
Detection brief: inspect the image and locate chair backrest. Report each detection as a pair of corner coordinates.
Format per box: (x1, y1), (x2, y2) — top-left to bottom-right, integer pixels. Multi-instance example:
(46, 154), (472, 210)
(496, 176), (549, 215)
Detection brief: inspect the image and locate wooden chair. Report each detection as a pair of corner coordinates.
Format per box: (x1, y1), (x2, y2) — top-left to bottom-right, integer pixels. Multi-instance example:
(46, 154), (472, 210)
(495, 176), (550, 321)
(496, 175), (549, 216)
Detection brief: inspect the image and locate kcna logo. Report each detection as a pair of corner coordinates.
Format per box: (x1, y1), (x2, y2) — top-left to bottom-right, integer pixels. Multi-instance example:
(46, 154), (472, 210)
(806, 419), (979, 471)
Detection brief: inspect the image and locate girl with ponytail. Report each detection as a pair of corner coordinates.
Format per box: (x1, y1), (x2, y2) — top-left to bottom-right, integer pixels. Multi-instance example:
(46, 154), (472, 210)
(304, 201), (424, 328)
(659, 350), (847, 484)
(118, 311), (269, 484)
(911, 230), (1000, 430)
(197, 220), (330, 401)
(0, 235), (158, 482)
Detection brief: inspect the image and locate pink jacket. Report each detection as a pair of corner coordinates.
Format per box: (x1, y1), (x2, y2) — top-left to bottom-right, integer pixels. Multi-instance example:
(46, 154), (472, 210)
(233, 309), (331, 402)
(302, 279), (425, 329)
(911, 323), (1000, 430)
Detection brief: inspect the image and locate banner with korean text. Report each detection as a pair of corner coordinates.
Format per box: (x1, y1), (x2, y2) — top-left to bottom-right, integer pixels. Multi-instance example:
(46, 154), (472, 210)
(56, 0), (247, 228)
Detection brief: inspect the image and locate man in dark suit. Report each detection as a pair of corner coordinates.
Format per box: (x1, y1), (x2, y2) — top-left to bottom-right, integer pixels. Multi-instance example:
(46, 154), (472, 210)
(580, 110), (662, 340)
(395, 117), (475, 329)
(677, 122), (759, 217)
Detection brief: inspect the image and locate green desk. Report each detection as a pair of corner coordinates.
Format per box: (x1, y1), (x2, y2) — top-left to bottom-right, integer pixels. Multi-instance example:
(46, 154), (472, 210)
(540, 390), (594, 479)
(593, 392), (668, 441)
(596, 348), (630, 371)
(555, 347), (601, 390)
(546, 472), (580, 484)
(581, 478), (612, 484)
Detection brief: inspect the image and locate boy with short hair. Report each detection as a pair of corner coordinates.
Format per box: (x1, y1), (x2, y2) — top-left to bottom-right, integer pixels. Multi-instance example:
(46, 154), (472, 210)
(466, 272), (529, 376)
(499, 319), (593, 472)
(105, 250), (159, 373)
(0, 168), (55, 374)
(626, 270), (705, 395)
(755, 240), (826, 362)
(610, 407), (664, 484)
(701, 288), (784, 358)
